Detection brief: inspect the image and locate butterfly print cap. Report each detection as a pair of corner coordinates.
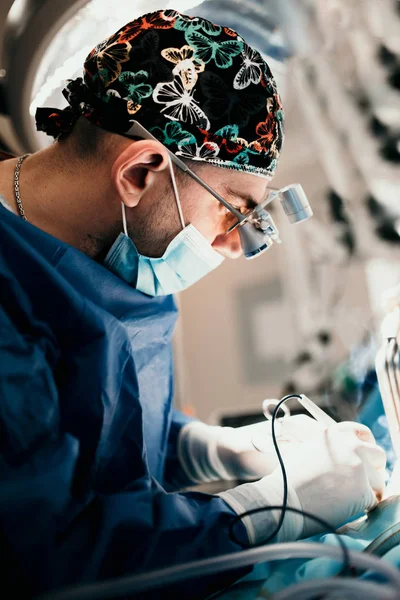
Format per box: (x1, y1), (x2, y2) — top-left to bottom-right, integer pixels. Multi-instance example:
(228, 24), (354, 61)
(36, 9), (284, 179)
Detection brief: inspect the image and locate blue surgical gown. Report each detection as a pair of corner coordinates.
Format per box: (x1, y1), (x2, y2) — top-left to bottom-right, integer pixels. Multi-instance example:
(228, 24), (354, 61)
(0, 203), (247, 598)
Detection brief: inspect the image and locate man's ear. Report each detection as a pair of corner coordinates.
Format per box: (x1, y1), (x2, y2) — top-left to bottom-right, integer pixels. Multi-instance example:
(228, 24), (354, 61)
(111, 140), (170, 208)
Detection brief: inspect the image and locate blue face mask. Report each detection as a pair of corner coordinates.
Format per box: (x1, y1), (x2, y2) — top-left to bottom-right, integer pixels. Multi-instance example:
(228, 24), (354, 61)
(104, 158), (224, 296)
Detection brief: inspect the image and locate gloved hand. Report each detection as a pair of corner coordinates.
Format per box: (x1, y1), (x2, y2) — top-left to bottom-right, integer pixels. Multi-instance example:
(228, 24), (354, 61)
(219, 421), (386, 544)
(178, 415), (326, 483)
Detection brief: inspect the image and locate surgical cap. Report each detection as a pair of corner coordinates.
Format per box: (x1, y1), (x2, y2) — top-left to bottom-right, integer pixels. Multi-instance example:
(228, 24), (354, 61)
(36, 9), (284, 179)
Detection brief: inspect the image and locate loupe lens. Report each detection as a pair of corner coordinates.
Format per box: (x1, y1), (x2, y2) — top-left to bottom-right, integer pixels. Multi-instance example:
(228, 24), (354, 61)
(227, 184), (312, 259)
(239, 223), (271, 259)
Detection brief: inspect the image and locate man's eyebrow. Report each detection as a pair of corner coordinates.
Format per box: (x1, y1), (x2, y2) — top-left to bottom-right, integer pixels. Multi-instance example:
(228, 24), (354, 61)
(224, 185), (270, 209)
(224, 187), (258, 209)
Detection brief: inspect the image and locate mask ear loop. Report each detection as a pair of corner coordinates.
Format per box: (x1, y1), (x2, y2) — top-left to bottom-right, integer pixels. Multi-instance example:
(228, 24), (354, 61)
(121, 202), (129, 236)
(168, 155), (185, 230)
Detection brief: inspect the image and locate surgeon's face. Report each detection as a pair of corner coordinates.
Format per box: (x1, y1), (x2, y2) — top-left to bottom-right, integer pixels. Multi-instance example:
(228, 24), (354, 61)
(126, 162), (271, 260)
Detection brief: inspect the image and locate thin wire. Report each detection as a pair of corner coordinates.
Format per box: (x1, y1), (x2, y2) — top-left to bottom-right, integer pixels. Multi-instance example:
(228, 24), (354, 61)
(168, 155), (185, 230)
(228, 393), (351, 576)
(229, 394), (300, 547)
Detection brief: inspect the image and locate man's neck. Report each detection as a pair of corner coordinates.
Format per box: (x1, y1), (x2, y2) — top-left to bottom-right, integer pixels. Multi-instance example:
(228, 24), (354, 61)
(0, 145), (121, 258)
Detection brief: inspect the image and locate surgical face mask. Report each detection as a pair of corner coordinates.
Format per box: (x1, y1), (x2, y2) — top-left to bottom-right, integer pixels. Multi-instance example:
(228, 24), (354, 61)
(103, 158), (224, 296)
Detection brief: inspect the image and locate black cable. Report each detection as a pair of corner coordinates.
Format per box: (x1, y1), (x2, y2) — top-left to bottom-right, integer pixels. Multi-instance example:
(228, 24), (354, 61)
(228, 394), (351, 576)
(228, 393), (299, 546)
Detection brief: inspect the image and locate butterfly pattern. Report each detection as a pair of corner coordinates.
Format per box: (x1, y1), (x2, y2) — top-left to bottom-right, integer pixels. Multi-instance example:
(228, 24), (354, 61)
(251, 118), (283, 159)
(129, 31), (173, 84)
(117, 70), (153, 104)
(90, 34), (131, 84)
(176, 141), (220, 161)
(153, 74), (210, 130)
(161, 46), (205, 90)
(234, 43), (265, 90)
(163, 11), (221, 36)
(198, 125), (244, 155)
(185, 31), (243, 69)
(38, 9), (283, 179)
(251, 114), (276, 151)
(117, 12), (176, 43)
(150, 122), (196, 147)
(200, 71), (266, 127)
(223, 27), (238, 37)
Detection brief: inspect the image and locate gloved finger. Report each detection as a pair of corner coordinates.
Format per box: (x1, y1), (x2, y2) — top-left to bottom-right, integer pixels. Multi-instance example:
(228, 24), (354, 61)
(364, 482), (381, 512)
(355, 441), (387, 470)
(368, 465), (386, 502)
(324, 428), (385, 489)
(280, 414), (326, 442)
(357, 443), (386, 498)
(333, 421), (376, 445)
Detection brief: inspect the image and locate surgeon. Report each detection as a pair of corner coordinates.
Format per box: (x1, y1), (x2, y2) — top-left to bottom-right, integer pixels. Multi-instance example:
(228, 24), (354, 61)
(0, 9), (386, 599)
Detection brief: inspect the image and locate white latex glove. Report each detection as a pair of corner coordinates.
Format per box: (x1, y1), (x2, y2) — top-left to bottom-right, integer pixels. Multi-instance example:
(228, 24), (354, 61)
(178, 415), (326, 483)
(219, 421), (386, 544)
